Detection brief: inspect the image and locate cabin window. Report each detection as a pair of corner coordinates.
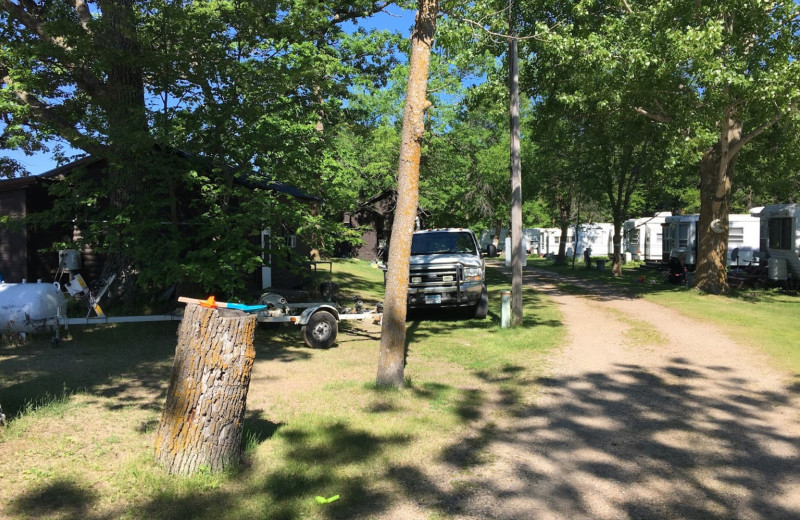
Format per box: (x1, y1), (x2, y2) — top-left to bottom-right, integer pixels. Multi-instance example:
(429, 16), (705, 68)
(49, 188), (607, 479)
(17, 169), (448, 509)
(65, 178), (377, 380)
(769, 218), (793, 250)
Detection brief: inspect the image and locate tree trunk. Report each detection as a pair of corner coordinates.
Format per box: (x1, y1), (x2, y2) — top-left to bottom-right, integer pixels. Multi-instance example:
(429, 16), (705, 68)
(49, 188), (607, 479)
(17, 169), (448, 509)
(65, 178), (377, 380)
(694, 117), (742, 294)
(508, 22), (523, 327)
(376, 0), (438, 389)
(98, 0), (150, 297)
(611, 218), (623, 277)
(555, 196), (571, 264)
(694, 148), (732, 293)
(154, 304), (256, 475)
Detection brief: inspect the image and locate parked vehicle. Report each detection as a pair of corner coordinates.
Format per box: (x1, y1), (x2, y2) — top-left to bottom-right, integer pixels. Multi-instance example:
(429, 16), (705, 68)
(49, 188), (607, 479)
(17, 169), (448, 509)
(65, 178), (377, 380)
(255, 292), (381, 349)
(575, 223), (614, 258)
(663, 214), (699, 267)
(661, 213), (760, 269)
(407, 228), (488, 319)
(758, 203), (800, 282)
(540, 227), (574, 257)
(623, 212), (672, 262)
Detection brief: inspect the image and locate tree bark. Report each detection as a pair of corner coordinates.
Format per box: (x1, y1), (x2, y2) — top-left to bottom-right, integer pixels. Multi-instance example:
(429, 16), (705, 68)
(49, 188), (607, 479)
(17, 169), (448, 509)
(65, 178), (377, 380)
(694, 145), (733, 294)
(154, 304), (256, 475)
(555, 197), (571, 264)
(376, 0), (438, 389)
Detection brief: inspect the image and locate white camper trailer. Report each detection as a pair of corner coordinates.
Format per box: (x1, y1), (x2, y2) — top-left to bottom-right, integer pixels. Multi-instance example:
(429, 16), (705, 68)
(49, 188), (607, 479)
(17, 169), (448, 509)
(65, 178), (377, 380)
(479, 228), (508, 253)
(623, 212), (672, 261)
(664, 213), (761, 268)
(664, 214), (700, 267)
(758, 203), (800, 281)
(726, 213), (761, 265)
(575, 223), (614, 258)
(523, 228), (542, 255)
(541, 227), (575, 257)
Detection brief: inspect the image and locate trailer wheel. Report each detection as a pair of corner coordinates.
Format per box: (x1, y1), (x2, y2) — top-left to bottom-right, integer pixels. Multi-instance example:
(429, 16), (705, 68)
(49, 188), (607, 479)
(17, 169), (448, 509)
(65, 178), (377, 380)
(301, 311), (338, 349)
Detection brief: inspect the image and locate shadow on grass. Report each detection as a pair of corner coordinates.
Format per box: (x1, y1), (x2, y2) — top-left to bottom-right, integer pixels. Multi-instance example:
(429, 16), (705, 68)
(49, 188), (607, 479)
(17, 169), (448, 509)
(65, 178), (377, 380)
(9, 418), (410, 520)
(9, 478), (98, 520)
(0, 322), (181, 418)
(0, 320), (319, 421)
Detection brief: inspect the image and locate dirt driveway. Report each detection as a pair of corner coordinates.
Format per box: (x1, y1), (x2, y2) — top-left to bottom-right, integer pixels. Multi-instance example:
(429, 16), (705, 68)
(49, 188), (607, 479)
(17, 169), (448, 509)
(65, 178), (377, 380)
(445, 267), (800, 520)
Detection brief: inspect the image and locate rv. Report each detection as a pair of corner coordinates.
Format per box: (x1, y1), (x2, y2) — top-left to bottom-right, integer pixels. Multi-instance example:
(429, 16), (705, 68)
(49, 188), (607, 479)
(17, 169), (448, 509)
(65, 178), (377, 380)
(523, 228), (542, 255)
(663, 213), (760, 268)
(623, 212), (672, 261)
(540, 227), (574, 257)
(575, 223), (614, 258)
(663, 214), (699, 267)
(726, 213), (761, 265)
(758, 203), (800, 281)
(479, 229), (508, 253)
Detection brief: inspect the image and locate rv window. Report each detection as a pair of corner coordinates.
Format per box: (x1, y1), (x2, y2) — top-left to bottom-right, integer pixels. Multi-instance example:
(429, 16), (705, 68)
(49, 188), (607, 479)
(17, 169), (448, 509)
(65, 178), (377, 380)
(629, 229), (640, 245)
(768, 217), (793, 250)
(678, 224), (690, 247)
(729, 226), (744, 246)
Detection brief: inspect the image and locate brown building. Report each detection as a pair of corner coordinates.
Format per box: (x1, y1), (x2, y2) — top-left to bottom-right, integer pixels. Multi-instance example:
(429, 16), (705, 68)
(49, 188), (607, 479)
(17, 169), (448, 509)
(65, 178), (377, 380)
(343, 190), (427, 262)
(0, 155), (319, 292)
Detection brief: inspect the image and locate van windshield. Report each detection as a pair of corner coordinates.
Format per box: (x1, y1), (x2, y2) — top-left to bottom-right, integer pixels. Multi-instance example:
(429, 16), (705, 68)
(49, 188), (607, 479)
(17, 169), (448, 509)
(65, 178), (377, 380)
(411, 232), (477, 255)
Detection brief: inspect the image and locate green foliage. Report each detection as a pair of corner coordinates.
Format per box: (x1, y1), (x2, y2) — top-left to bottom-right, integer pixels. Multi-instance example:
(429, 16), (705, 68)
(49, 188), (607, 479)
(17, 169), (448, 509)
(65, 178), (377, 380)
(2, 1), (403, 298)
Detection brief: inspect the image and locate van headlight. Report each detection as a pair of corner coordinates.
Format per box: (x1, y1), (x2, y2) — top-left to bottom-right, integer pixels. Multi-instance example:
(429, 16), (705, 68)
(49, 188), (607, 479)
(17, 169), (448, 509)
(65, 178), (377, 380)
(463, 267), (482, 281)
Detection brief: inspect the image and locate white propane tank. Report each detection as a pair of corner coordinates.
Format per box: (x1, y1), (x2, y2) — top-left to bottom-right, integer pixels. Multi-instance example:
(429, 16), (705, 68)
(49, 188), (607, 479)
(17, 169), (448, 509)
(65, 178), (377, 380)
(768, 258), (788, 281)
(0, 281), (66, 333)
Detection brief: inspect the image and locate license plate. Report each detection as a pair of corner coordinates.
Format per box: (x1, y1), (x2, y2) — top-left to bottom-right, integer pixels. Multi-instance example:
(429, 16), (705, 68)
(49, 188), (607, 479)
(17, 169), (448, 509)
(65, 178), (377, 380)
(411, 276), (422, 284)
(424, 294), (442, 305)
(442, 275), (454, 282)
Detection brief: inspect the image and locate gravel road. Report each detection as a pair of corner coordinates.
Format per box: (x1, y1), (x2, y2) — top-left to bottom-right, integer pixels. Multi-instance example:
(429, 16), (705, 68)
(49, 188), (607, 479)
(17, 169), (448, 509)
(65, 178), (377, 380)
(440, 267), (800, 520)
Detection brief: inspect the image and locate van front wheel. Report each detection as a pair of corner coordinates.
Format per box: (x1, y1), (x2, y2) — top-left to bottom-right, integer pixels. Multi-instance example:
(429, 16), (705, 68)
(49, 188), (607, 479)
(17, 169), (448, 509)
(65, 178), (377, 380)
(472, 285), (489, 319)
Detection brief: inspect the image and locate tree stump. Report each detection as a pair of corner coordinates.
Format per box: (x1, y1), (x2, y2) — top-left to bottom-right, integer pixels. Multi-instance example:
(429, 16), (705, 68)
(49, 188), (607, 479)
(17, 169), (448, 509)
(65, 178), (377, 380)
(154, 304), (256, 475)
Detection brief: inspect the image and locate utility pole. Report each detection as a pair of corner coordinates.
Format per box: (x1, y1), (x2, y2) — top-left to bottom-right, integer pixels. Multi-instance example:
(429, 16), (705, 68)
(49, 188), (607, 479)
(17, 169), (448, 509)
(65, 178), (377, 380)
(509, 0), (523, 326)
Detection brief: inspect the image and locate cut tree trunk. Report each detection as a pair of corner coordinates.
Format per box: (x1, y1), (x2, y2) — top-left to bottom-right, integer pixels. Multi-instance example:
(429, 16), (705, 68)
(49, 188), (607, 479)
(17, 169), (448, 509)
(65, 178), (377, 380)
(154, 304), (256, 475)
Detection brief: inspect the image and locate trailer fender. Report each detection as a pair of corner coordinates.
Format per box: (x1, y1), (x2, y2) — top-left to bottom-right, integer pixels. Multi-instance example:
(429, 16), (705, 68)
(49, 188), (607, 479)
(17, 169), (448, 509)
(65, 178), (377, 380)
(296, 305), (339, 325)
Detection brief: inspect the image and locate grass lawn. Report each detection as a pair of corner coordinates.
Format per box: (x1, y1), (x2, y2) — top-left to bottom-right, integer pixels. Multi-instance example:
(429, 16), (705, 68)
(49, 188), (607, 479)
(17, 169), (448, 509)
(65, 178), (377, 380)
(527, 256), (800, 374)
(0, 260), (562, 520)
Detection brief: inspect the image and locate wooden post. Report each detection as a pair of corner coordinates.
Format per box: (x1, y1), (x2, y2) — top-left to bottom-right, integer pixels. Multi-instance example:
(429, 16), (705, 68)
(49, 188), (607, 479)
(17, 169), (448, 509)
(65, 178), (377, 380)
(509, 1), (523, 326)
(154, 304), (256, 475)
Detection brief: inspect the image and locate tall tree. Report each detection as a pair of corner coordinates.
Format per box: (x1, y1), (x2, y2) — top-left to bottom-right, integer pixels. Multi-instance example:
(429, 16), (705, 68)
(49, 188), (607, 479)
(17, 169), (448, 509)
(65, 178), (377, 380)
(2, 1), (400, 297)
(524, 0), (800, 293)
(377, 0), (438, 389)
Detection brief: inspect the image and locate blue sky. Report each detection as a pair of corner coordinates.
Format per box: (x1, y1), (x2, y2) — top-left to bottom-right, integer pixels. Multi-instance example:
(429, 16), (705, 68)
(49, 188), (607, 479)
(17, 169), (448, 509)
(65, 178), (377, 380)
(1, 6), (416, 176)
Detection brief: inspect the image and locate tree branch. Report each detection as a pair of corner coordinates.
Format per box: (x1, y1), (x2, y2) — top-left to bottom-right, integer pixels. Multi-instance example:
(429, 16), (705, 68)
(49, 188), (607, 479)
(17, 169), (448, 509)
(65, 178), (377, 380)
(621, 0), (634, 14)
(634, 105), (672, 123)
(730, 101), (796, 156)
(330, 2), (393, 26)
(448, 14), (554, 41)
(2, 0), (104, 96)
(71, 0), (93, 32)
(3, 72), (104, 156)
